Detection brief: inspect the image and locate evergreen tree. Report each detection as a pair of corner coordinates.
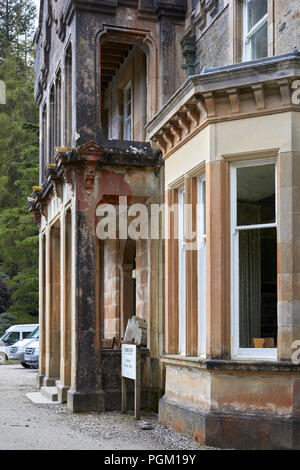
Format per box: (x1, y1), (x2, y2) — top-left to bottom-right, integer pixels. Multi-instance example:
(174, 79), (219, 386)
(0, 312), (16, 336)
(0, 272), (10, 313)
(0, 0), (36, 66)
(0, 0), (39, 325)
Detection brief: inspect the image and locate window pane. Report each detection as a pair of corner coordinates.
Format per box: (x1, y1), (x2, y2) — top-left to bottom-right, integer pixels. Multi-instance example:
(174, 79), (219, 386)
(124, 121), (131, 140)
(251, 21), (268, 60)
(27, 327), (39, 338)
(247, 0), (267, 31)
(124, 84), (132, 140)
(239, 227), (277, 348)
(237, 164), (275, 226)
(127, 100), (131, 117)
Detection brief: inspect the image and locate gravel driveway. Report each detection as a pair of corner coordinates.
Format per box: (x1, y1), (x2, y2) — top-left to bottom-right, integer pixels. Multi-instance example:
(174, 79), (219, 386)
(0, 364), (213, 450)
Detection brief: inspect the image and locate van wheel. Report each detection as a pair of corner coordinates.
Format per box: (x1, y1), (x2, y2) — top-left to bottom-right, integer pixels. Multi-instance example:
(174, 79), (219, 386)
(21, 362), (30, 369)
(0, 353), (7, 365)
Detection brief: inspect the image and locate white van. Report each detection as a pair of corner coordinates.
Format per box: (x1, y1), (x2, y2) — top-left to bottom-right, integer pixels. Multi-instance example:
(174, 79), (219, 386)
(0, 324), (38, 365)
(9, 326), (39, 368)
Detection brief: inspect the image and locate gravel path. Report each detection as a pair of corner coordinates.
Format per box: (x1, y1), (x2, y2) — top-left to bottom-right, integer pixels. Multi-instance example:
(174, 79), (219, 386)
(0, 364), (214, 450)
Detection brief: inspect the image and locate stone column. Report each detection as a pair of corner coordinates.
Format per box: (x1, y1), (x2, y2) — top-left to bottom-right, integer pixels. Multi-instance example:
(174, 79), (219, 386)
(206, 161), (230, 359)
(43, 227), (51, 385)
(67, 202), (104, 412)
(44, 224), (61, 385)
(57, 210), (72, 402)
(37, 233), (46, 388)
(277, 151), (300, 360)
(74, 12), (102, 145)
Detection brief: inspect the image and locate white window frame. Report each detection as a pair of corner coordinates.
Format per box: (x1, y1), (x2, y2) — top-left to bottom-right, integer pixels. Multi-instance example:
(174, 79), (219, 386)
(197, 176), (206, 358)
(178, 188), (186, 355)
(123, 81), (132, 140)
(230, 157), (278, 361)
(242, 0), (268, 62)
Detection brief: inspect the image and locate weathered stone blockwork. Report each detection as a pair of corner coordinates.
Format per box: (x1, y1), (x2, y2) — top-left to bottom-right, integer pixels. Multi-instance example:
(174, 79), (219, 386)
(147, 46), (300, 449)
(196, 4), (230, 71)
(30, 0), (300, 450)
(31, 0), (188, 413)
(275, 0), (300, 55)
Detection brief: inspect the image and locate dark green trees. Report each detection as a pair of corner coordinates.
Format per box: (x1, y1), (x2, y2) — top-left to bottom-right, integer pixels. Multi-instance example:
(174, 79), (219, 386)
(0, 0), (39, 326)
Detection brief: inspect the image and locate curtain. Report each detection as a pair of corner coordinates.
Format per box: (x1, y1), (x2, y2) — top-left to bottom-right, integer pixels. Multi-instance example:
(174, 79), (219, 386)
(238, 203), (261, 348)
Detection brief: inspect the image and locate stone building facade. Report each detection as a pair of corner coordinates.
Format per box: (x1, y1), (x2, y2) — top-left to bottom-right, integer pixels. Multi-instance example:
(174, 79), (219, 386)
(29, 0), (300, 449)
(29, 0), (186, 412)
(147, 0), (300, 450)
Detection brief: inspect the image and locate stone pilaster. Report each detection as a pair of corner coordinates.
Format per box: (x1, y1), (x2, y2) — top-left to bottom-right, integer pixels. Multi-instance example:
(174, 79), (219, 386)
(277, 151), (300, 360)
(165, 189), (179, 354)
(57, 210), (72, 403)
(184, 176), (198, 356)
(206, 161), (230, 359)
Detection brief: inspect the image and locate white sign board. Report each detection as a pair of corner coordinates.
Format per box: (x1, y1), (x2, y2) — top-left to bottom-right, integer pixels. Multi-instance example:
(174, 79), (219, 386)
(122, 344), (136, 380)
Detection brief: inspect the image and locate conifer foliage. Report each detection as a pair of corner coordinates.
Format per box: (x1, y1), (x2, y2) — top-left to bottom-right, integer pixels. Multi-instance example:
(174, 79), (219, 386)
(0, 0), (39, 326)
(0, 0), (36, 64)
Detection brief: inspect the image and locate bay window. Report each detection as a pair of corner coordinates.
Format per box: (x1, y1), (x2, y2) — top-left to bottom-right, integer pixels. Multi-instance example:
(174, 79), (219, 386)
(231, 159), (277, 359)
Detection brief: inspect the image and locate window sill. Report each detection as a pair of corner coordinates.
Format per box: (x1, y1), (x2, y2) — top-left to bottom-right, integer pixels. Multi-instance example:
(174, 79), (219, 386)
(161, 354), (300, 372)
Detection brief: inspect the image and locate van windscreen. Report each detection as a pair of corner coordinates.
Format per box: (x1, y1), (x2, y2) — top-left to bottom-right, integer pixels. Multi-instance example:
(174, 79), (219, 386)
(27, 326), (39, 338)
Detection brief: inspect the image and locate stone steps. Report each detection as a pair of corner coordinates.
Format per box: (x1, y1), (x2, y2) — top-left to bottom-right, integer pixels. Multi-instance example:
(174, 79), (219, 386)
(26, 391), (59, 405)
(40, 386), (58, 402)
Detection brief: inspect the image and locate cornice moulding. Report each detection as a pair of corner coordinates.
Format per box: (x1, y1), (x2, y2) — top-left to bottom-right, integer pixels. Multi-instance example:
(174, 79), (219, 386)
(147, 52), (300, 137)
(147, 52), (300, 159)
